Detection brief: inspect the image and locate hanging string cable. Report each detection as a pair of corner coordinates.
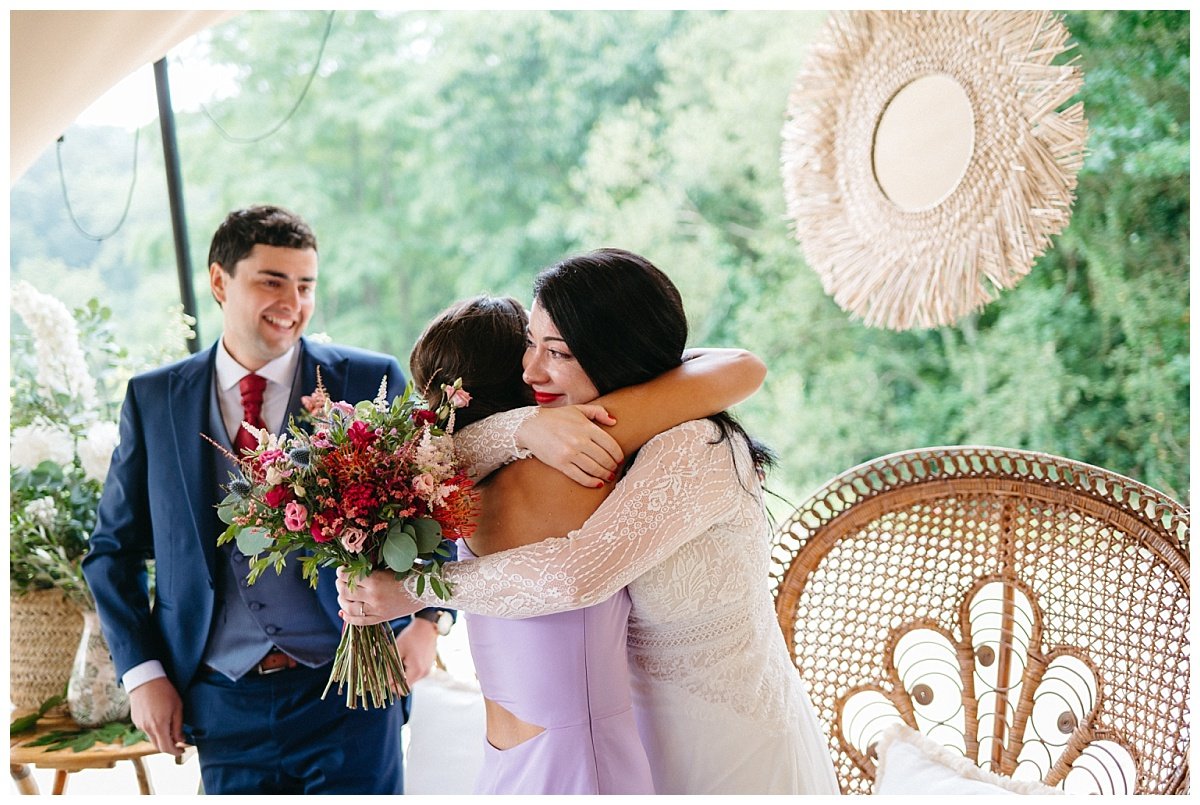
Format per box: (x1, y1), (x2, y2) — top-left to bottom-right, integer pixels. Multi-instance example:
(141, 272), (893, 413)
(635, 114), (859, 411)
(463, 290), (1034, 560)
(56, 129), (141, 242)
(200, 11), (335, 144)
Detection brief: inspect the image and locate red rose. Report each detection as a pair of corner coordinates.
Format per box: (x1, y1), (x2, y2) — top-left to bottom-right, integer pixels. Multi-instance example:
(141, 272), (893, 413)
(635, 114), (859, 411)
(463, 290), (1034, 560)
(412, 409), (437, 427)
(264, 485), (295, 508)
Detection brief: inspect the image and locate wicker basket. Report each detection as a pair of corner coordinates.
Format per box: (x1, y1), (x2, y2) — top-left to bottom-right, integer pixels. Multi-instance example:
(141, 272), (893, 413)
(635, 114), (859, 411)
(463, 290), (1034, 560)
(10, 588), (84, 711)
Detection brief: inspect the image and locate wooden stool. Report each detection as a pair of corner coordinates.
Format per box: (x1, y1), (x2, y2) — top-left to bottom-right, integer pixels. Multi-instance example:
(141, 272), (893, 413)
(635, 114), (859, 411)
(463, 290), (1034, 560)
(9, 712), (195, 795)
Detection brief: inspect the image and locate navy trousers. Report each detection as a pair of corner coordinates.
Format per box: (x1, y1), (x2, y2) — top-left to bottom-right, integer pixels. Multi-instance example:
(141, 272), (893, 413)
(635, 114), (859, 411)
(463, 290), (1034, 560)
(183, 663), (405, 794)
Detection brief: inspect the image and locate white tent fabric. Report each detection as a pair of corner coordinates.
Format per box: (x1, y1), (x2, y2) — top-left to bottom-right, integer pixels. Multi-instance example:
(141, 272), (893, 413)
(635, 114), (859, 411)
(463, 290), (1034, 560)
(11, 10), (236, 184)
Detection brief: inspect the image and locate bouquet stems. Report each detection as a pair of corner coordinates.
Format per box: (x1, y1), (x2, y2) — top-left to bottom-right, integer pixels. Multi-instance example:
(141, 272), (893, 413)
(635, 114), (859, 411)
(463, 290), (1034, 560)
(322, 622), (409, 709)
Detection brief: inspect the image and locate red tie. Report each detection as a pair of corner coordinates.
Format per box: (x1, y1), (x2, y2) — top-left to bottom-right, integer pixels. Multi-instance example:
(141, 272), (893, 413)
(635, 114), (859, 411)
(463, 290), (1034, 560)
(234, 373), (267, 455)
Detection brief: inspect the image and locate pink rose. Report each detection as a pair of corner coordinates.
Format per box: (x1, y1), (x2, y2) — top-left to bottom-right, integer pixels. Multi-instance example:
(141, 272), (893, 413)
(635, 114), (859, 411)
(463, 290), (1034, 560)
(332, 401), (355, 417)
(446, 386), (472, 409)
(340, 527), (368, 554)
(283, 501), (308, 532)
(412, 472), (437, 500)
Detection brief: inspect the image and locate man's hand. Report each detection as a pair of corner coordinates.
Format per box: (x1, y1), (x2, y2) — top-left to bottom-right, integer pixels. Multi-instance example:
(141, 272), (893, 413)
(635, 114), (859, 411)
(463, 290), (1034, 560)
(393, 618), (439, 686)
(129, 676), (186, 757)
(337, 566), (424, 625)
(516, 404), (622, 487)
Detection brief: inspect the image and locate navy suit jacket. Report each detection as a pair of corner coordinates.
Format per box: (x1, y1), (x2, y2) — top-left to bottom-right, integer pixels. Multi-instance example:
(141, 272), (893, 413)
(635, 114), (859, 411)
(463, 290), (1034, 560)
(83, 337), (418, 697)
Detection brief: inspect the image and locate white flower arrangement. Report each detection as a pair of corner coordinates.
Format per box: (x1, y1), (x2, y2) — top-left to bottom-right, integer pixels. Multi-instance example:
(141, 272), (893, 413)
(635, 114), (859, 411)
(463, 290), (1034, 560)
(10, 421), (75, 470)
(24, 497), (60, 529)
(78, 421), (122, 483)
(9, 284), (193, 608)
(10, 281), (98, 409)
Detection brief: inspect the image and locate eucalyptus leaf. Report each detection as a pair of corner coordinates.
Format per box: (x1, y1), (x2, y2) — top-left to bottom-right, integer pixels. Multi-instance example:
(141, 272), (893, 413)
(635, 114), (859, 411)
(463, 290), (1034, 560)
(235, 526), (273, 557)
(411, 518), (443, 553)
(382, 529), (418, 573)
(216, 500), (239, 526)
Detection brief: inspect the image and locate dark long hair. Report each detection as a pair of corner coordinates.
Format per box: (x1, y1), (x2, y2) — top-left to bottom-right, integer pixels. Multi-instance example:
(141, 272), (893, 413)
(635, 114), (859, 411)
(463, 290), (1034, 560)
(533, 248), (774, 472)
(409, 295), (533, 430)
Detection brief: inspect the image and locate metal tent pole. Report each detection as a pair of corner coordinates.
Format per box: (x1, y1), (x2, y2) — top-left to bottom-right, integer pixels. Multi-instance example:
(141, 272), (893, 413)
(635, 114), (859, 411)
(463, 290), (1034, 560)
(153, 56), (200, 352)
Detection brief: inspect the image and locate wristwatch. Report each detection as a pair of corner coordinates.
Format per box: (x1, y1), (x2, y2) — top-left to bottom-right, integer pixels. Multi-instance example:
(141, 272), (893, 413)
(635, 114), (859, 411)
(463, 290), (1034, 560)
(415, 609), (453, 636)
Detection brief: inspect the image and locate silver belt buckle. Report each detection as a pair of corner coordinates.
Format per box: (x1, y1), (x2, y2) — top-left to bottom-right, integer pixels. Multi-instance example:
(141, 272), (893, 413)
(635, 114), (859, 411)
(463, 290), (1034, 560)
(256, 651), (288, 675)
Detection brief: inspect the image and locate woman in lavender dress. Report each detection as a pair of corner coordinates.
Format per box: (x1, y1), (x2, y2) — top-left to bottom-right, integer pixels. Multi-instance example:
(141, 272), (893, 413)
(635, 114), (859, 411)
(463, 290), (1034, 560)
(394, 294), (765, 794)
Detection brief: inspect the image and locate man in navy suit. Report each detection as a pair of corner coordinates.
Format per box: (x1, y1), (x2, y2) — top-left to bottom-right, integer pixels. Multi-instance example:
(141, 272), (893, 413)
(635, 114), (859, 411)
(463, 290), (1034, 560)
(83, 206), (452, 793)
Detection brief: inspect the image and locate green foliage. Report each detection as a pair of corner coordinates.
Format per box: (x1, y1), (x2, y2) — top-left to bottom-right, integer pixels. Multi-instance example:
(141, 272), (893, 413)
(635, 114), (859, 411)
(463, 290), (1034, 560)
(24, 721), (147, 752)
(9, 690), (67, 736)
(9, 10), (1188, 514)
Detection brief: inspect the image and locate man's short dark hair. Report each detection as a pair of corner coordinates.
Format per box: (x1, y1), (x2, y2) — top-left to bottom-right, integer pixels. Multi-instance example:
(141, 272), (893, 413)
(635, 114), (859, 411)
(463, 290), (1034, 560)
(207, 205), (318, 274)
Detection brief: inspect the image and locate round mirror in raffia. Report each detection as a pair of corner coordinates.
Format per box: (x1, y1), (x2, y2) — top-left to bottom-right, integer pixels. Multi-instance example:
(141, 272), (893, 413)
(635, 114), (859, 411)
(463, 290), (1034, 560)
(780, 10), (1088, 330)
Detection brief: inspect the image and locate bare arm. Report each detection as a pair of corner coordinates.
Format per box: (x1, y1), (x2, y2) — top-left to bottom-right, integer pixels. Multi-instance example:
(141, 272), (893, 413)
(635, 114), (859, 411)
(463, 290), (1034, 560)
(580, 347), (766, 456)
(507, 347), (766, 483)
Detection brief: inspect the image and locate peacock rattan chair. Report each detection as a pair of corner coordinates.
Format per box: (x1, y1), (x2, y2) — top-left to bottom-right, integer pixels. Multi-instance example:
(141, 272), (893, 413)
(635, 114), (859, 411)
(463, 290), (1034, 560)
(770, 446), (1189, 795)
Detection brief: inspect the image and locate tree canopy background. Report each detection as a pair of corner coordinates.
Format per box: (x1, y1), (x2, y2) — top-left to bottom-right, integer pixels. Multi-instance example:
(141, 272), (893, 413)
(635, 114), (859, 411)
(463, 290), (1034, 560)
(9, 9), (1189, 510)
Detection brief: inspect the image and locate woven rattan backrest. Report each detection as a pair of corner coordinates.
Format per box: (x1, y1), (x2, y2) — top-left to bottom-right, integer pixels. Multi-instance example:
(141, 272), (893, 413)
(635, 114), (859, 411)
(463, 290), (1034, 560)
(770, 446), (1189, 795)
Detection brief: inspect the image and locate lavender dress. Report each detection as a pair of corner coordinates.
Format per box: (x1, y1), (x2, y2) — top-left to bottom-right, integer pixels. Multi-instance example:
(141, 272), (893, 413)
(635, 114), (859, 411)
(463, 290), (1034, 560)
(462, 540), (654, 794)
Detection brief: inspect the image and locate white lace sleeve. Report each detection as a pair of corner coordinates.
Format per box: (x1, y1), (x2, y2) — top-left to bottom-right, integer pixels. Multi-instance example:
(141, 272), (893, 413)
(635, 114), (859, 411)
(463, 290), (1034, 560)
(409, 419), (750, 618)
(452, 406), (537, 479)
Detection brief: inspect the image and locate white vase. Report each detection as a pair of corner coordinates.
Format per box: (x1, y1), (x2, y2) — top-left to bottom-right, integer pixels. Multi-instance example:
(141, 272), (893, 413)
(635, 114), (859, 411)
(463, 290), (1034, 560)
(67, 610), (130, 727)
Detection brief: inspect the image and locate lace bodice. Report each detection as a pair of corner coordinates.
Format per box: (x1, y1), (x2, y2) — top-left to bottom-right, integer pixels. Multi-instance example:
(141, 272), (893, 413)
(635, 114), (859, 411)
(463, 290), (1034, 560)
(440, 416), (804, 727)
(452, 406), (537, 480)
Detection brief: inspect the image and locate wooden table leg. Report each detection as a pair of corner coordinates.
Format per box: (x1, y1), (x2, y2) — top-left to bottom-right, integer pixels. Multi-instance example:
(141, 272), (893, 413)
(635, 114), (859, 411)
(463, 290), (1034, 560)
(51, 769), (69, 794)
(9, 763), (39, 795)
(131, 757), (154, 795)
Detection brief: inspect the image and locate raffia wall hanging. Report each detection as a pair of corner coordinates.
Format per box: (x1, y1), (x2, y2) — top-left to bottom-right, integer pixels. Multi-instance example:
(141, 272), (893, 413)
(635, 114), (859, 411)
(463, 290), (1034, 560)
(780, 10), (1087, 330)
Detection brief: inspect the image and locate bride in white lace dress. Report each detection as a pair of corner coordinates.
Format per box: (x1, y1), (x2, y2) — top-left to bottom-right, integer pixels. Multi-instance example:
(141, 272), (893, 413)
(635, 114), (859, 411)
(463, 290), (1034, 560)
(341, 249), (840, 795)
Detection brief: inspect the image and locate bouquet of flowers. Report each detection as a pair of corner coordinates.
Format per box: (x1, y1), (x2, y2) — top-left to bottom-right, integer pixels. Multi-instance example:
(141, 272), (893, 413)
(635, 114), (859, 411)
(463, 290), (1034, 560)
(214, 372), (476, 709)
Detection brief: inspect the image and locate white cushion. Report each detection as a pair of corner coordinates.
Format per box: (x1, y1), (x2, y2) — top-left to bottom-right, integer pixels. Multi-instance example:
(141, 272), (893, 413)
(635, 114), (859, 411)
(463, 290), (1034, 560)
(873, 724), (1062, 796)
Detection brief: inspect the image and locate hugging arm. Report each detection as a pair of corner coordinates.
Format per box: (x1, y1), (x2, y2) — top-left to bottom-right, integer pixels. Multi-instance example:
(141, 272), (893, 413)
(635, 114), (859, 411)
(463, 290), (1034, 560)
(342, 420), (748, 623)
(590, 347), (765, 454)
(453, 348), (765, 483)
